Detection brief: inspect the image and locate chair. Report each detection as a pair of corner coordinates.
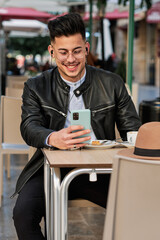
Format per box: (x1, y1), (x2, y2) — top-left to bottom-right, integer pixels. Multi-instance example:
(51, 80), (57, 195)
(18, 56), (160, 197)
(125, 82), (139, 112)
(6, 75), (28, 89)
(5, 87), (23, 98)
(0, 96), (32, 207)
(103, 155), (160, 240)
(132, 82), (139, 111)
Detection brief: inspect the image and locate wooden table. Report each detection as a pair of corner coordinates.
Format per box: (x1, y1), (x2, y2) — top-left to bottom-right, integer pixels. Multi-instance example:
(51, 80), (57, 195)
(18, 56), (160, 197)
(42, 147), (122, 240)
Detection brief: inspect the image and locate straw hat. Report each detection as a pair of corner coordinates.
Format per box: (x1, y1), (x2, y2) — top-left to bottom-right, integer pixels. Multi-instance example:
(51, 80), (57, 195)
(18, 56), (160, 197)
(117, 122), (160, 160)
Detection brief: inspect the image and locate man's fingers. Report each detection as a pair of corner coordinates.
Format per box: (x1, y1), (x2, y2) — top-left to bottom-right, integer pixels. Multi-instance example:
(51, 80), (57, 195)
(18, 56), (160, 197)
(71, 129), (91, 139)
(66, 135), (91, 145)
(68, 125), (84, 132)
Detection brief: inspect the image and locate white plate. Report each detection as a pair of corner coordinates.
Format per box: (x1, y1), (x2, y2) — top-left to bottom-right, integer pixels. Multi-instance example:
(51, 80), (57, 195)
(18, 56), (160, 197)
(84, 140), (118, 149)
(84, 140), (134, 149)
(120, 141), (134, 148)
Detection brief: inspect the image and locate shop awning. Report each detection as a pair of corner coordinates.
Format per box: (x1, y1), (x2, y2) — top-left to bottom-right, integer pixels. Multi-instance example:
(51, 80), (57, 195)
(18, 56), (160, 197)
(2, 19), (49, 37)
(83, 9), (141, 21)
(147, 2), (160, 23)
(105, 9), (130, 19)
(83, 12), (99, 21)
(0, 7), (54, 22)
(49, 12), (68, 21)
(2, 19), (47, 32)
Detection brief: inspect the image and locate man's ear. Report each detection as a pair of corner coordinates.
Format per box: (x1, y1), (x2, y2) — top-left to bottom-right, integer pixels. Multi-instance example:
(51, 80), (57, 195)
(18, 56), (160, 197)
(85, 42), (90, 56)
(48, 45), (54, 57)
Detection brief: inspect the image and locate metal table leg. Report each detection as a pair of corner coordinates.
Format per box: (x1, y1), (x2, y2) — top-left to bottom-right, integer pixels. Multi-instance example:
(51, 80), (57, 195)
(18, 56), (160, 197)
(51, 167), (61, 240)
(60, 168), (112, 240)
(44, 158), (51, 240)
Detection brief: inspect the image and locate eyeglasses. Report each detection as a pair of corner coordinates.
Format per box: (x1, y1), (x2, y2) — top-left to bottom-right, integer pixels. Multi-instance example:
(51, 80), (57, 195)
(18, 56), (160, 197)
(51, 45), (85, 61)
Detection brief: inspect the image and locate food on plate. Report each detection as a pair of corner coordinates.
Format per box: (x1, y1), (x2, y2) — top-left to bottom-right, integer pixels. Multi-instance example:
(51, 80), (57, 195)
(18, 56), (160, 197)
(91, 140), (101, 145)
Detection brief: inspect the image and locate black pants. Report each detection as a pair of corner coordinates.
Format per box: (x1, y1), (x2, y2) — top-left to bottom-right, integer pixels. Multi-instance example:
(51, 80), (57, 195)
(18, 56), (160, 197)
(13, 166), (110, 239)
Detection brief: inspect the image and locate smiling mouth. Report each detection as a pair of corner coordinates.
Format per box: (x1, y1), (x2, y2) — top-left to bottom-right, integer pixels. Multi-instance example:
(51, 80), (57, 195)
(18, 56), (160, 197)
(64, 63), (79, 70)
(67, 65), (77, 69)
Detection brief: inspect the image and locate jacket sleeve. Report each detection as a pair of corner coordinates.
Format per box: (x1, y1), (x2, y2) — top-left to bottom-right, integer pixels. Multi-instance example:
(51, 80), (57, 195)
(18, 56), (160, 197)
(114, 76), (141, 139)
(20, 80), (53, 148)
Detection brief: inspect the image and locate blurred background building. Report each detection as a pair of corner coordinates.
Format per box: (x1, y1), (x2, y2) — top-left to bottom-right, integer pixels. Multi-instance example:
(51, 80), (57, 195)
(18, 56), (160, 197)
(0, 0), (159, 102)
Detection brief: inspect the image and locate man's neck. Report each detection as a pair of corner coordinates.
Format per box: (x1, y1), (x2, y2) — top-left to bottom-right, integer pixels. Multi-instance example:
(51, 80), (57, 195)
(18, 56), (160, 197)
(61, 69), (86, 87)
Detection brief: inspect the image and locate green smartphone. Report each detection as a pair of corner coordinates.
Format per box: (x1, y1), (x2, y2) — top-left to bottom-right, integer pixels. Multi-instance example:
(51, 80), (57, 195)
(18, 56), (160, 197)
(71, 109), (91, 144)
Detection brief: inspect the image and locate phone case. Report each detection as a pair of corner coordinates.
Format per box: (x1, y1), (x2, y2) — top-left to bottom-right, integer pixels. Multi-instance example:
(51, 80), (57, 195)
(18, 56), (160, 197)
(71, 109), (91, 143)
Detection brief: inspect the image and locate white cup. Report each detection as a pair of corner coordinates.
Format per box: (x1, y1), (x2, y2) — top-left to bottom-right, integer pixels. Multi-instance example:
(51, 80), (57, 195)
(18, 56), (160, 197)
(127, 131), (138, 145)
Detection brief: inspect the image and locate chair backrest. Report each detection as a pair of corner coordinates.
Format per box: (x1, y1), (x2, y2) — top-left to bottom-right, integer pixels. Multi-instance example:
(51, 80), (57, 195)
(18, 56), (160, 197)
(6, 75), (27, 89)
(132, 82), (139, 111)
(115, 124), (121, 140)
(0, 96), (25, 145)
(103, 155), (160, 240)
(125, 82), (139, 112)
(5, 87), (23, 98)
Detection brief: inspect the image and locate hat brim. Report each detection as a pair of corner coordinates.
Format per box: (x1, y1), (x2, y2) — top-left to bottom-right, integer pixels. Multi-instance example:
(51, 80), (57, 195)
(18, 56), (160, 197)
(116, 148), (160, 160)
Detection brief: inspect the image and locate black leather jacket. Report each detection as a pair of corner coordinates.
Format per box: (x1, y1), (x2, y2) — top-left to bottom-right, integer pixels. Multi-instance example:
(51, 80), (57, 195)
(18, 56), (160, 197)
(12, 65), (141, 197)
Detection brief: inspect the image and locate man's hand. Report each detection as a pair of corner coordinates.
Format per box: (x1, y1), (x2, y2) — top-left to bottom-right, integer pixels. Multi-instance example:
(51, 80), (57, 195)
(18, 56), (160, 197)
(48, 125), (91, 149)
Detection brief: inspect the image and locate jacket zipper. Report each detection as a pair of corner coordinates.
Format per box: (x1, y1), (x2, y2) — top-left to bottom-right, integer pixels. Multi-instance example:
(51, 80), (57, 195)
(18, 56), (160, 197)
(92, 104), (115, 115)
(42, 105), (67, 117)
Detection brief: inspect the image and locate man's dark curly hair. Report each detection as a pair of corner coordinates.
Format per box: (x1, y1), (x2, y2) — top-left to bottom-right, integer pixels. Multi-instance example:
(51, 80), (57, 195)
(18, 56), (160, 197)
(48, 13), (86, 42)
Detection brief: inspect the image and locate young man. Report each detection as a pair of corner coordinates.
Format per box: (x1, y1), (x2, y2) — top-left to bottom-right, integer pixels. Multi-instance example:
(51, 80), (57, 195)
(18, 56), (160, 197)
(13, 13), (141, 239)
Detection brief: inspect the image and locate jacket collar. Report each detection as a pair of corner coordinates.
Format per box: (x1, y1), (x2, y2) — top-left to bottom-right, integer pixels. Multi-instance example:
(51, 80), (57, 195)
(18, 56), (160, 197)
(55, 64), (92, 97)
(74, 65), (91, 97)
